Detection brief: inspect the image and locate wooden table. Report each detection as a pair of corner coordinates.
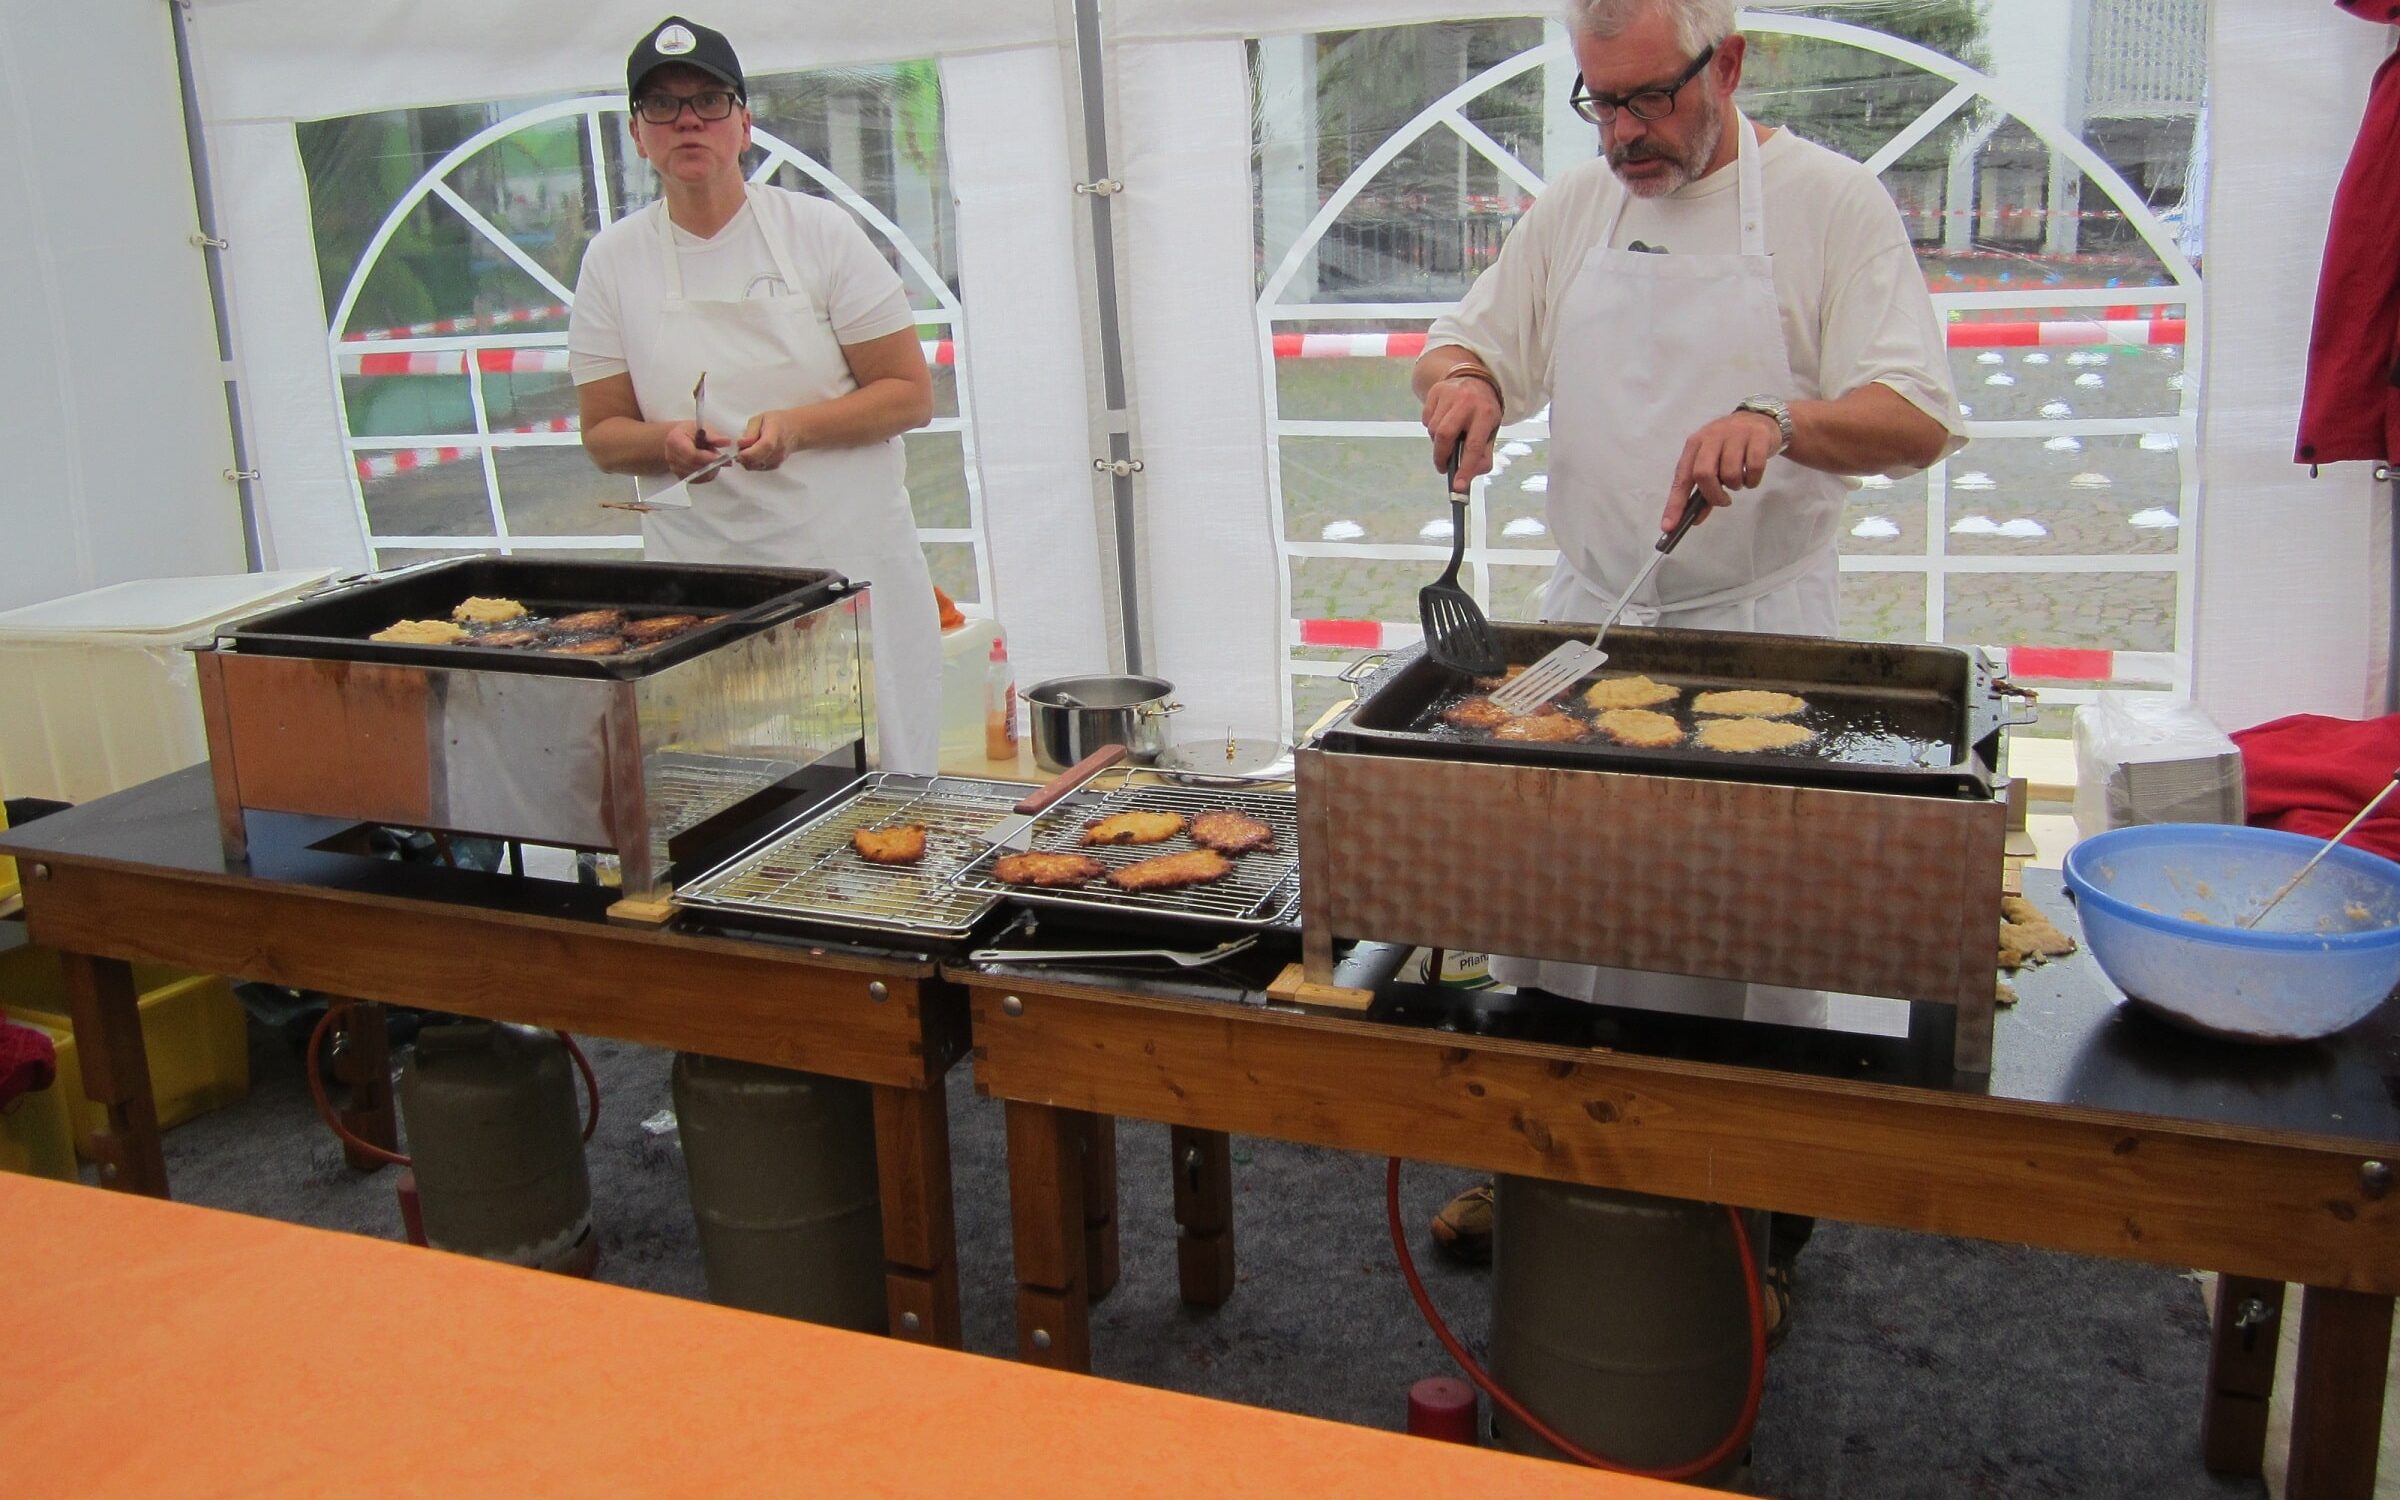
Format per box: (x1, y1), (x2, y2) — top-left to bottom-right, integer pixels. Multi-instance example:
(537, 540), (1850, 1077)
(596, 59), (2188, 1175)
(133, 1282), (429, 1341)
(2, 1171), (1709, 1499)
(958, 872), (2400, 1500)
(0, 766), (972, 1348)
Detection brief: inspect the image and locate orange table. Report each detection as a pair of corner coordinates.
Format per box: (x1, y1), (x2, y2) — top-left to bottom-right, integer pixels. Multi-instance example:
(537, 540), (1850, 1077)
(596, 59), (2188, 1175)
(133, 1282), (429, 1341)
(1, 1174), (1702, 1498)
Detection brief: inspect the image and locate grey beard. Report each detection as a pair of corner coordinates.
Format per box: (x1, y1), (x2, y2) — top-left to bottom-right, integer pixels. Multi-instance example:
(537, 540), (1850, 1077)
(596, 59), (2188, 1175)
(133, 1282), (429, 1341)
(1611, 101), (1726, 199)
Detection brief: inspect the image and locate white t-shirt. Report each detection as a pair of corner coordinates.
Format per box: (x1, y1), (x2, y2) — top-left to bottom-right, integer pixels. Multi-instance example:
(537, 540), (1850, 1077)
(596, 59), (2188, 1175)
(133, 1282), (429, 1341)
(568, 188), (915, 387)
(1430, 128), (1966, 468)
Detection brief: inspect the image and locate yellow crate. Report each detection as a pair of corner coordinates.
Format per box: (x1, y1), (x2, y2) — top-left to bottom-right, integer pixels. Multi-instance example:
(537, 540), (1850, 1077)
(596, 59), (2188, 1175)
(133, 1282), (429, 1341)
(1, 798), (17, 911)
(0, 946), (248, 1153)
(0, 1019), (77, 1181)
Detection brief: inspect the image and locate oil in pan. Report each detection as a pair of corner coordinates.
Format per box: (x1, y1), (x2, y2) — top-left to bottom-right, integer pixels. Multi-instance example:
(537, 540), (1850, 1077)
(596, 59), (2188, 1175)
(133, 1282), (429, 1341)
(1413, 674), (1957, 771)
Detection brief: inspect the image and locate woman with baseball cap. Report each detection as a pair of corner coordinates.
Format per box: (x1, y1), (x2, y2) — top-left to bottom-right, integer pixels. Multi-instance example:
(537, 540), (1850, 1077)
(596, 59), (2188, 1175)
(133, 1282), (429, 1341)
(570, 15), (941, 773)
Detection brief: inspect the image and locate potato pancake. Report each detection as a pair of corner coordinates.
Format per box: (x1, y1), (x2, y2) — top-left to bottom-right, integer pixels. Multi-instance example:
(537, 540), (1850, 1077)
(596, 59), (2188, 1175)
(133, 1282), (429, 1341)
(1080, 810), (1186, 846)
(1107, 848), (1235, 892)
(993, 852), (1106, 887)
(1583, 675), (1679, 711)
(1189, 810), (1275, 855)
(1594, 708), (1684, 748)
(1494, 712), (1588, 743)
(851, 824), (928, 865)
(1695, 717), (1816, 753)
(451, 596), (529, 625)
(1692, 689), (1807, 718)
(371, 619), (467, 646)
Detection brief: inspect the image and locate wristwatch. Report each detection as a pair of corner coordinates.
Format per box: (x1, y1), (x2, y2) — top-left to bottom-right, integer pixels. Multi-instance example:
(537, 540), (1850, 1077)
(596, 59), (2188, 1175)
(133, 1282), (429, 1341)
(1734, 395), (1794, 454)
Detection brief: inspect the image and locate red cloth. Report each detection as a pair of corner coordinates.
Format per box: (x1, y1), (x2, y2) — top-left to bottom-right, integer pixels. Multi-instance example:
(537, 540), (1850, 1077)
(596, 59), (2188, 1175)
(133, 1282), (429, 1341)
(2296, 10), (2400, 466)
(2231, 713), (2400, 860)
(0, 1011), (57, 1111)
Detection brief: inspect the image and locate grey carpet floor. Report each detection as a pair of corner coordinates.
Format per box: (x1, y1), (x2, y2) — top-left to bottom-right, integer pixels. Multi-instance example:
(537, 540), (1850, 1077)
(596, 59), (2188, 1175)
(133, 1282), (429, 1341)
(150, 1021), (2264, 1499)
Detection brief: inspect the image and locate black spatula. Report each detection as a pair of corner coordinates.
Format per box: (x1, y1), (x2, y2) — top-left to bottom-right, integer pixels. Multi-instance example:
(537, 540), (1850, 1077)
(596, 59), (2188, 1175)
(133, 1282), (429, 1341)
(1418, 445), (1504, 676)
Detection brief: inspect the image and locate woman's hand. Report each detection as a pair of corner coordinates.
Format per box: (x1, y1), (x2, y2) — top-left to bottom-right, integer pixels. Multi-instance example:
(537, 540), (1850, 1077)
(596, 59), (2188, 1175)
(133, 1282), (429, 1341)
(736, 409), (807, 470)
(666, 420), (733, 481)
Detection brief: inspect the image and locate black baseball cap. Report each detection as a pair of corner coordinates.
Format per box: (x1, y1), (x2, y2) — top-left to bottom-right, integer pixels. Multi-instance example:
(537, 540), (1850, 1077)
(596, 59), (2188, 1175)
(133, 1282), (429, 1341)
(627, 16), (745, 100)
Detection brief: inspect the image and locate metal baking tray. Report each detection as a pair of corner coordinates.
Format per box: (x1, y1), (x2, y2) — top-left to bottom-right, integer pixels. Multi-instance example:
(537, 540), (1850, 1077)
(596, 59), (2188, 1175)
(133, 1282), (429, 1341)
(675, 773), (1100, 941)
(1317, 623), (2020, 799)
(217, 558), (847, 679)
(953, 782), (1302, 932)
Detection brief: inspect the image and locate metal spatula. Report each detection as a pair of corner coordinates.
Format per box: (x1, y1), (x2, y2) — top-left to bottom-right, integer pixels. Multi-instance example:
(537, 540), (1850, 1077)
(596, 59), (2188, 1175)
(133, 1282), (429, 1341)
(1418, 446), (1504, 677)
(1490, 489), (1708, 715)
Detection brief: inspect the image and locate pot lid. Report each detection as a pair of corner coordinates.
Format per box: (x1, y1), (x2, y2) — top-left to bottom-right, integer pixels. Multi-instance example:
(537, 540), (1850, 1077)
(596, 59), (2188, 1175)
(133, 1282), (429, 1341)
(1156, 735), (1295, 784)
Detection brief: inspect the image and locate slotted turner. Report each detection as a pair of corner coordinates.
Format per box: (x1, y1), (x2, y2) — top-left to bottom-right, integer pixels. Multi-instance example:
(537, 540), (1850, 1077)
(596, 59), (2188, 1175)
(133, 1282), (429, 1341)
(1490, 489), (1708, 714)
(1418, 446), (1504, 676)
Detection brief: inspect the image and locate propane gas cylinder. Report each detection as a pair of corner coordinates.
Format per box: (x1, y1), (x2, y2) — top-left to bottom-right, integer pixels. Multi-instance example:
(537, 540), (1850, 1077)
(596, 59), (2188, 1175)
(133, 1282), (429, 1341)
(671, 1054), (885, 1331)
(397, 1022), (596, 1275)
(1489, 1176), (1764, 1486)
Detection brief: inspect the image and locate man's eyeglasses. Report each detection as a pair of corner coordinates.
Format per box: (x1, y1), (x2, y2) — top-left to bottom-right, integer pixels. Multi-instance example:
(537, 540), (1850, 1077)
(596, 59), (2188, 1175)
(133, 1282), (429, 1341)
(634, 89), (742, 125)
(1569, 43), (1716, 125)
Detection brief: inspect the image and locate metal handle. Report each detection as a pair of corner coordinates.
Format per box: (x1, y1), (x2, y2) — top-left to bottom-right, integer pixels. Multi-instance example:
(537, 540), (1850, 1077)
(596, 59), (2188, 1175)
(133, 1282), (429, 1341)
(1338, 653), (1392, 688)
(1013, 743), (1129, 814)
(1136, 699), (1184, 720)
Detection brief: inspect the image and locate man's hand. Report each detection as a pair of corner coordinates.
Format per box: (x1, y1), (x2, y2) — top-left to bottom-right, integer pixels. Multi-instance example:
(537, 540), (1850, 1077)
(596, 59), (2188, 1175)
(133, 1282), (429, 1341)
(736, 409), (807, 471)
(1666, 410), (1784, 530)
(665, 421), (732, 482)
(1421, 375), (1503, 494)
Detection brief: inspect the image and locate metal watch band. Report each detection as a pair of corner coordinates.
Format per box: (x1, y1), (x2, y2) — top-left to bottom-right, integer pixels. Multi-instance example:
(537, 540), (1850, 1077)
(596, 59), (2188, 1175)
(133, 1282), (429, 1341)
(1736, 396), (1794, 453)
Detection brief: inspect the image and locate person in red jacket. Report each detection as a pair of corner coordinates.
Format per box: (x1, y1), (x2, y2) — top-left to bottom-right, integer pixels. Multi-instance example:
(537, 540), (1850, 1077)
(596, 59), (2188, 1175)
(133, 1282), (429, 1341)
(2296, 2), (2400, 466)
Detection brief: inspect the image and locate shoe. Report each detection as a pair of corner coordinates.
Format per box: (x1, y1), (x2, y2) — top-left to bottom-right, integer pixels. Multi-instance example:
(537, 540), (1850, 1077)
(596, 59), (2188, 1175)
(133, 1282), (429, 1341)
(1429, 1182), (1495, 1266)
(1763, 1263), (1794, 1351)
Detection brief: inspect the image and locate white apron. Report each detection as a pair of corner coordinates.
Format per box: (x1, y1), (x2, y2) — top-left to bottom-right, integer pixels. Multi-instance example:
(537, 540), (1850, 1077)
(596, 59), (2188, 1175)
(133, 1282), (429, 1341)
(1493, 118), (1844, 1027)
(624, 188), (940, 774)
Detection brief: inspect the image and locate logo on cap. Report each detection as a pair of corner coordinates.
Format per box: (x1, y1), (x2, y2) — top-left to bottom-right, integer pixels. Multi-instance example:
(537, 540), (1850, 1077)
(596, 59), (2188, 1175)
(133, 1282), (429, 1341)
(655, 23), (696, 55)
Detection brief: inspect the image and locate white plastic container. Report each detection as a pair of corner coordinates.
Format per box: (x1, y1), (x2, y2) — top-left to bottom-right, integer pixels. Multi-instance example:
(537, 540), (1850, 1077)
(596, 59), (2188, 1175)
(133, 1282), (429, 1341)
(0, 569), (333, 803)
(937, 615), (1004, 766)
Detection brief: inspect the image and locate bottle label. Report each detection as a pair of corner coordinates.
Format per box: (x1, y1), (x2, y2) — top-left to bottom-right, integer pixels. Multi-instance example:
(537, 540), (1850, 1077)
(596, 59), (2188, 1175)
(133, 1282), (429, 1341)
(1004, 683), (1018, 744)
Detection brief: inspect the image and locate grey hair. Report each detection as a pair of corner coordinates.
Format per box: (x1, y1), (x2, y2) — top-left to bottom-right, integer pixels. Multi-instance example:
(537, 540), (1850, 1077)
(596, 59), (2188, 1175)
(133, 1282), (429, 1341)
(1561, 0), (1737, 55)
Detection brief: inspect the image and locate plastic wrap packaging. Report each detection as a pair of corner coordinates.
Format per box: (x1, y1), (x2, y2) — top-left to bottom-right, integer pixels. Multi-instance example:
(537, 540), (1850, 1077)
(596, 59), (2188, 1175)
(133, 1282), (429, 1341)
(2072, 693), (2245, 840)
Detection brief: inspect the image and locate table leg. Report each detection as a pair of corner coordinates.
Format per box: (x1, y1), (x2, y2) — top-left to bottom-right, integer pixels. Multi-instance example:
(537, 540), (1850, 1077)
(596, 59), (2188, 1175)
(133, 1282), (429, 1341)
(872, 1079), (962, 1348)
(1171, 1125), (1236, 1309)
(332, 1000), (398, 1172)
(1081, 1114), (1120, 1303)
(2202, 1275), (2285, 1476)
(59, 953), (168, 1197)
(1006, 1100), (1090, 1371)
(2286, 1285), (2395, 1500)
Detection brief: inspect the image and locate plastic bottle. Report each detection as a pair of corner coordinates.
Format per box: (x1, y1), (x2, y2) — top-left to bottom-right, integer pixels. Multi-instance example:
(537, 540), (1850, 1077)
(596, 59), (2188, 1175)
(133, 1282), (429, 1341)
(985, 637), (1018, 761)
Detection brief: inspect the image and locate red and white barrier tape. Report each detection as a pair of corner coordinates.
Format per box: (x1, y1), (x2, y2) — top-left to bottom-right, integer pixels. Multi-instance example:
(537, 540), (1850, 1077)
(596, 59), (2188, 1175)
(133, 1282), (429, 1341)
(354, 418), (576, 482)
(1298, 621), (2177, 687)
(340, 305), (570, 342)
(341, 339), (960, 377)
(1269, 318), (2182, 362)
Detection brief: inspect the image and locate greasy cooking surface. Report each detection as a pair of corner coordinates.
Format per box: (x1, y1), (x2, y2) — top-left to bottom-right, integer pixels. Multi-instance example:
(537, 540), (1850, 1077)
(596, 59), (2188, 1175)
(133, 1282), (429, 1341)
(955, 781), (1301, 931)
(222, 558), (844, 679)
(1325, 623), (2003, 798)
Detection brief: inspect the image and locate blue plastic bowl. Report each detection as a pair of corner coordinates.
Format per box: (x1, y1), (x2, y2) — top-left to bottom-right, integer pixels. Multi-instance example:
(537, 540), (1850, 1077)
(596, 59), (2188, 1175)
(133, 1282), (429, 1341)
(2061, 824), (2400, 1042)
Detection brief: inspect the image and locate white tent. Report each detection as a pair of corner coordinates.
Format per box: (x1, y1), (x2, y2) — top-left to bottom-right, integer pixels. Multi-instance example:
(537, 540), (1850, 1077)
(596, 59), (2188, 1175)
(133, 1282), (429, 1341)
(1, 0), (2389, 742)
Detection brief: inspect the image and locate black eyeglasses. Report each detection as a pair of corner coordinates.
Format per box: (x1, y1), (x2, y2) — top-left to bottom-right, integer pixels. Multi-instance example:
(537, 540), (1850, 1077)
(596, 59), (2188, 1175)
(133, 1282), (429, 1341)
(1569, 43), (1716, 125)
(633, 89), (742, 124)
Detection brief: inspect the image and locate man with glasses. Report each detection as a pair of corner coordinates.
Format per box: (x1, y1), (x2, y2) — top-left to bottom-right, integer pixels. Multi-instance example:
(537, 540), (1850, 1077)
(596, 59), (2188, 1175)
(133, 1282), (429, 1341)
(570, 16), (942, 773)
(1415, 0), (1964, 1022)
(1410, 0), (1966, 1323)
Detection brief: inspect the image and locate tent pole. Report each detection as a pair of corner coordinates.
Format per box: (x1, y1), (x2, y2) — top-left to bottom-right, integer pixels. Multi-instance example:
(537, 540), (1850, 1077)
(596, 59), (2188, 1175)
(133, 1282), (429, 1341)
(1070, 0), (1146, 674)
(166, 0), (263, 572)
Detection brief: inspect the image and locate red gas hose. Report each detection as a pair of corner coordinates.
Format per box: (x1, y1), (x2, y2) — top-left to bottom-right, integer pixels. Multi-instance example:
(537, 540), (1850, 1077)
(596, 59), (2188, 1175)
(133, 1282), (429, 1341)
(305, 1001), (601, 1168)
(1384, 1158), (1767, 1480)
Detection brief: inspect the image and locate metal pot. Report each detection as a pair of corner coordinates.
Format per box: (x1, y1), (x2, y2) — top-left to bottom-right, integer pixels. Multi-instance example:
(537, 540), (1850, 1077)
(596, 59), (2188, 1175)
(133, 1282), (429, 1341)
(1026, 674), (1181, 771)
